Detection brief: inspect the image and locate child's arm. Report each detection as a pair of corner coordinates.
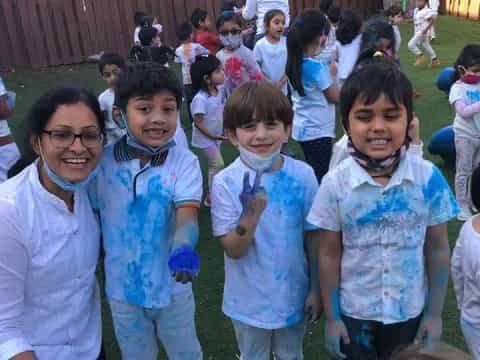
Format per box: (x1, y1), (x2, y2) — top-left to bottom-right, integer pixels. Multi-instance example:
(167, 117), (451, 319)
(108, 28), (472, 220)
(415, 222), (450, 348)
(451, 232), (465, 309)
(453, 100), (480, 118)
(169, 207), (200, 283)
(319, 229), (350, 359)
(241, 0), (257, 21)
(192, 114), (227, 141)
(304, 230), (322, 322)
(244, 49), (264, 81)
(324, 85), (340, 104)
(220, 172), (266, 259)
(0, 95), (13, 119)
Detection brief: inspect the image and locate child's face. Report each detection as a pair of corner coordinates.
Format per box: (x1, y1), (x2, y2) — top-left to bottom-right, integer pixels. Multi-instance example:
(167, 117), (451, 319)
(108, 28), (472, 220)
(152, 33), (162, 46)
(125, 90), (178, 148)
(347, 94), (408, 160)
(266, 14), (285, 39)
(228, 118), (290, 157)
(102, 64), (121, 88)
(209, 66), (225, 86)
(389, 13), (403, 25)
(200, 16), (212, 30)
(218, 21), (242, 37)
(415, 0), (427, 8)
(377, 38), (394, 58)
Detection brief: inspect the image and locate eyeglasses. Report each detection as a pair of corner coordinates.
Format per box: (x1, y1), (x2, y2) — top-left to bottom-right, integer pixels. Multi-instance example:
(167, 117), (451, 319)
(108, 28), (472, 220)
(42, 130), (103, 149)
(219, 29), (242, 36)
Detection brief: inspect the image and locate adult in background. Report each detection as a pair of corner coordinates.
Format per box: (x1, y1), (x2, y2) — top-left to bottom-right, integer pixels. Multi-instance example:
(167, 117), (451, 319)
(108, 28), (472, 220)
(0, 87), (105, 360)
(241, 0), (290, 42)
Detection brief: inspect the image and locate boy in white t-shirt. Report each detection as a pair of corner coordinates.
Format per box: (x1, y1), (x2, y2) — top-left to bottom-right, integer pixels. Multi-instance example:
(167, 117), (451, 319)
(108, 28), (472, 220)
(0, 75), (20, 182)
(175, 22), (208, 120)
(211, 81), (321, 359)
(253, 9), (288, 95)
(98, 52), (127, 145)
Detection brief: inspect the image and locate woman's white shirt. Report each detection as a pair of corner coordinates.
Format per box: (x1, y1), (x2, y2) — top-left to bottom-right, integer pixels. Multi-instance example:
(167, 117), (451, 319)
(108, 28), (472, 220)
(0, 162), (101, 360)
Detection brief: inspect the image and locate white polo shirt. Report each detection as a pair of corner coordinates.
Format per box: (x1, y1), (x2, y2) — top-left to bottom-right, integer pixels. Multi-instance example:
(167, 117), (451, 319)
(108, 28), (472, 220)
(0, 162), (101, 360)
(308, 153), (458, 324)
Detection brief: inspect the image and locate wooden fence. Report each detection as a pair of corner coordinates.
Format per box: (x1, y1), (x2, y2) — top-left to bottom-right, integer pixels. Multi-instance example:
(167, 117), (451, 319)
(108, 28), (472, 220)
(0, 0), (476, 70)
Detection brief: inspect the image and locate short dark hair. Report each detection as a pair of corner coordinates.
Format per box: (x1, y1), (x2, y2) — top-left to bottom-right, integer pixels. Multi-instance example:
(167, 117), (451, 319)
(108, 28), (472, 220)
(177, 22), (193, 42)
(327, 5), (341, 24)
(385, 4), (404, 17)
(320, 0), (334, 13)
(453, 44), (480, 82)
(216, 11), (242, 31)
(336, 9), (362, 45)
(98, 52), (126, 74)
(134, 11), (147, 27)
(223, 81), (293, 131)
(139, 26), (159, 46)
(263, 9), (285, 28)
(472, 164), (480, 212)
(191, 8), (208, 29)
(340, 58), (413, 132)
(358, 17), (396, 61)
(190, 54), (222, 94)
(114, 62), (183, 112)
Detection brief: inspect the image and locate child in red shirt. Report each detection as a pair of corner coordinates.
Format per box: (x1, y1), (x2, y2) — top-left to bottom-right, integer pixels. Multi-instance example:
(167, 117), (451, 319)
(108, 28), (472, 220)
(191, 8), (221, 54)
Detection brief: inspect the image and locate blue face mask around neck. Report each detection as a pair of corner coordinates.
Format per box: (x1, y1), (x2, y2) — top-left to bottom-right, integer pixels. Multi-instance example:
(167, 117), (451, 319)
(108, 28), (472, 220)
(39, 143), (100, 193)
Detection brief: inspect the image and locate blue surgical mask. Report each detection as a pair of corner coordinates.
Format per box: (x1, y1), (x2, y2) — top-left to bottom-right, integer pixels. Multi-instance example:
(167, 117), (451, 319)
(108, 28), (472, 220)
(238, 145), (281, 172)
(39, 144), (100, 192)
(116, 110), (176, 156)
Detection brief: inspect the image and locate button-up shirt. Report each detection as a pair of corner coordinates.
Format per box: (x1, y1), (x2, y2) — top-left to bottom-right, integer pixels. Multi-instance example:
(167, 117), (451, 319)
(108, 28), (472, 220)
(0, 162), (101, 360)
(308, 153), (458, 324)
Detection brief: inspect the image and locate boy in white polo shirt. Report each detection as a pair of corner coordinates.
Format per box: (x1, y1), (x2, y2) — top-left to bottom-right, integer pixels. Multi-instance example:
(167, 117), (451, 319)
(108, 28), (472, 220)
(89, 62), (203, 360)
(0, 75), (20, 182)
(211, 81), (321, 359)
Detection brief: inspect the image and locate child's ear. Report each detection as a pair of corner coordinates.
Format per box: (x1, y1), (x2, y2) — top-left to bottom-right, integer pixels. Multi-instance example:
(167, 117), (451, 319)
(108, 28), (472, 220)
(30, 135), (41, 156)
(225, 128), (238, 146)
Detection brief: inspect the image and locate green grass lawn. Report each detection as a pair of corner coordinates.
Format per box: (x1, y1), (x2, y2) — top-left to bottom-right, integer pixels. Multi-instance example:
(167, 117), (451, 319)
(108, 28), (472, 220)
(3, 15), (480, 359)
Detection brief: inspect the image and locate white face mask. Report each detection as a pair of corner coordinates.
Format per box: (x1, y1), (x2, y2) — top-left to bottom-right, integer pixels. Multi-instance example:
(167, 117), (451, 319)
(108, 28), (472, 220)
(220, 34), (242, 50)
(238, 145), (281, 172)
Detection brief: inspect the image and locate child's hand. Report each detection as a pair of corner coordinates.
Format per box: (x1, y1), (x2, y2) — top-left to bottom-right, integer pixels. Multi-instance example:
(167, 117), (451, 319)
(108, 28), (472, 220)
(304, 289), (323, 323)
(239, 171), (267, 218)
(217, 135), (229, 141)
(325, 319), (350, 359)
(168, 245), (200, 284)
(414, 315), (442, 350)
(408, 114), (421, 145)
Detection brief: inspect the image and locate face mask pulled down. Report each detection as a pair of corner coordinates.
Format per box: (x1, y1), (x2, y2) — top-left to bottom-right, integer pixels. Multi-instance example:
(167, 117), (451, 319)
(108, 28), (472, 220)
(238, 145), (281, 172)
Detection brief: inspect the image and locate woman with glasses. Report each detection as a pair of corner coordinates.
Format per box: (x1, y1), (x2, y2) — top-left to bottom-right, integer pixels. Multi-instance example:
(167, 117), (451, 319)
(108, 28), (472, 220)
(0, 87), (105, 360)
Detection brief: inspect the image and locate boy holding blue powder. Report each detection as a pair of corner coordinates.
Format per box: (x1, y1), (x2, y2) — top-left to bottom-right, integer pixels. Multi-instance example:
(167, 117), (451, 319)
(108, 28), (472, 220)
(90, 62), (203, 360)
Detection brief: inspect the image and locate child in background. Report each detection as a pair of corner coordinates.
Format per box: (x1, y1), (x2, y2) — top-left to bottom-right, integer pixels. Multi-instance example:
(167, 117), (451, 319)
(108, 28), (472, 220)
(327, 5), (341, 29)
(286, 9), (339, 183)
(428, 0), (440, 41)
(211, 81), (321, 359)
(309, 58), (458, 359)
(317, 0), (338, 64)
(253, 9), (288, 95)
(449, 44), (480, 220)
(191, 8), (221, 54)
(175, 22), (208, 119)
(334, 9), (362, 88)
(452, 164), (480, 359)
(139, 26), (162, 47)
(90, 62), (203, 360)
(408, 0), (439, 67)
(133, 10), (147, 44)
(216, 12), (263, 97)
(190, 55), (226, 207)
(386, 5), (404, 64)
(98, 52), (126, 145)
(0, 75), (19, 182)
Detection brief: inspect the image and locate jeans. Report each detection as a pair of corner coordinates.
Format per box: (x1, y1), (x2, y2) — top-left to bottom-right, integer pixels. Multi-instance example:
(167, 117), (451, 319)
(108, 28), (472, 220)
(299, 137), (333, 183)
(339, 314), (422, 360)
(232, 319), (305, 360)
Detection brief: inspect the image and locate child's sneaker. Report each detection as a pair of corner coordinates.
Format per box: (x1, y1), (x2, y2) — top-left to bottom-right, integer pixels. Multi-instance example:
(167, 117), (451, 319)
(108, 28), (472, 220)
(430, 58), (441, 68)
(414, 54), (425, 66)
(203, 193), (211, 208)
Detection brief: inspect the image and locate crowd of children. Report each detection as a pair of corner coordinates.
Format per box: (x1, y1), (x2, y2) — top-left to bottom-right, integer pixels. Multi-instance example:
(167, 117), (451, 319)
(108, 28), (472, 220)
(0, 1), (479, 360)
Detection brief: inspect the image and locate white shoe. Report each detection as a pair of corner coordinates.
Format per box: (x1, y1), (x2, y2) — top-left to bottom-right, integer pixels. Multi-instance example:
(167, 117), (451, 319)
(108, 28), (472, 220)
(458, 208), (473, 221)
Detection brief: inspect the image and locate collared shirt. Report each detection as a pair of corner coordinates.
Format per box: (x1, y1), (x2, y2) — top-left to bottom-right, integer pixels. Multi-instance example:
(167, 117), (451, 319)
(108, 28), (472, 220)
(452, 215), (480, 326)
(89, 138), (202, 308)
(307, 153), (458, 324)
(0, 162), (101, 360)
(242, 0), (290, 35)
(211, 156), (319, 329)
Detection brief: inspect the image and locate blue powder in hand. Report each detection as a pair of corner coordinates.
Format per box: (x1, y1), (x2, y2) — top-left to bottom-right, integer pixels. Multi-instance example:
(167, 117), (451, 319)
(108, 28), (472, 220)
(168, 245), (200, 276)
